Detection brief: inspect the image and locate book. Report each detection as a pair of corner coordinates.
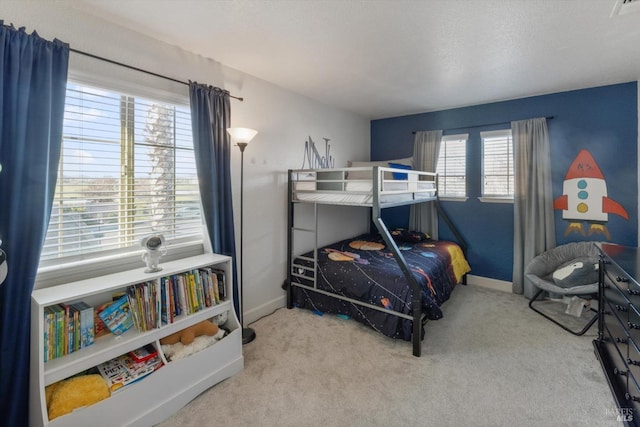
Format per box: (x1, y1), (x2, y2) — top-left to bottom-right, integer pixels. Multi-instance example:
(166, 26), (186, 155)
(72, 304), (80, 352)
(97, 350), (163, 392)
(192, 270), (205, 310)
(43, 306), (54, 362)
(212, 268), (226, 301)
(211, 270), (220, 304)
(94, 302), (111, 338)
(129, 344), (158, 363)
(127, 281), (162, 332)
(171, 275), (181, 316)
(98, 295), (134, 335)
(51, 304), (65, 359)
(176, 275), (188, 316)
(198, 267), (219, 306)
(59, 303), (72, 355)
(71, 301), (95, 348)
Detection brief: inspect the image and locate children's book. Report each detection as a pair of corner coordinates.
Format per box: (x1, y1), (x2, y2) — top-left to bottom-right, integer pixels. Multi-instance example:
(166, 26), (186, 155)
(71, 301), (95, 348)
(129, 344), (158, 363)
(98, 295), (134, 335)
(97, 351), (163, 392)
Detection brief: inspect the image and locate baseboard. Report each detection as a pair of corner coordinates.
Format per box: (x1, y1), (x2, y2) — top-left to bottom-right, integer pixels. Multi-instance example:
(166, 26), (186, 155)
(244, 294), (287, 326)
(466, 275), (512, 293)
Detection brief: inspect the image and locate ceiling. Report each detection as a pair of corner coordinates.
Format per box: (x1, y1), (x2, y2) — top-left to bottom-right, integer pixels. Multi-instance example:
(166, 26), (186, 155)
(69, 0), (640, 120)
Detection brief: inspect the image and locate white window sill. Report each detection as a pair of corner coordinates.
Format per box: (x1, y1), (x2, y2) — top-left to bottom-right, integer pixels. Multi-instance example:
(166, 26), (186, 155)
(478, 196), (514, 204)
(35, 240), (205, 290)
(439, 196), (468, 202)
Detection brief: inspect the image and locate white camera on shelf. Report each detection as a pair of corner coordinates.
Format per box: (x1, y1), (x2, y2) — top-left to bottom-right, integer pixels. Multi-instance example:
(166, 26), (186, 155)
(141, 234), (166, 273)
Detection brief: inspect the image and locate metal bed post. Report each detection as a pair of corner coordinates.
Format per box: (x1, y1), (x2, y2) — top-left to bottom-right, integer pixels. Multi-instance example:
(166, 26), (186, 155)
(373, 217), (423, 357)
(372, 166), (423, 357)
(286, 170), (294, 308)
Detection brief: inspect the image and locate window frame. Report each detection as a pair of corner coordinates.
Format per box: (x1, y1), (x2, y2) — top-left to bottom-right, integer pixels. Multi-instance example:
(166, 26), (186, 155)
(436, 133), (468, 201)
(480, 129), (514, 203)
(36, 75), (207, 289)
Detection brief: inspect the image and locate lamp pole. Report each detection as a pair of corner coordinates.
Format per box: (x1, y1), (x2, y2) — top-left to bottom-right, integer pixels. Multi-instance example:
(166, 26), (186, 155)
(227, 127), (257, 344)
(238, 142), (255, 344)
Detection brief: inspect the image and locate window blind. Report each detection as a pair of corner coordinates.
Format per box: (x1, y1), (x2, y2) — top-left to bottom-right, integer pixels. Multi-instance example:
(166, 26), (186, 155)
(41, 82), (202, 262)
(481, 130), (513, 197)
(436, 134), (467, 197)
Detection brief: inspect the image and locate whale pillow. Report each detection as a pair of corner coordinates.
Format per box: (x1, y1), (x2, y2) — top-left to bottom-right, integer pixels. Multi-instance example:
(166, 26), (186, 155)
(552, 257), (599, 288)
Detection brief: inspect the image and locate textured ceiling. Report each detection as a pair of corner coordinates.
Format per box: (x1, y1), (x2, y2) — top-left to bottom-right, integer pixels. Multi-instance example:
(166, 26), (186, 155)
(68, 0), (640, 119)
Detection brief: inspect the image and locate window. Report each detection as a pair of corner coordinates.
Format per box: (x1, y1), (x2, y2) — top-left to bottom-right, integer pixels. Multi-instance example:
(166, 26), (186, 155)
(481, 129), (513, 198)
(436, 134), (467, 198)
(40, 82), (202, 265)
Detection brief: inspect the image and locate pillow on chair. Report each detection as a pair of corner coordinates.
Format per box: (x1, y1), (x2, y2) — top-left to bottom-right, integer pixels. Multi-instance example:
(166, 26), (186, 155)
(552, 257), (599, 289)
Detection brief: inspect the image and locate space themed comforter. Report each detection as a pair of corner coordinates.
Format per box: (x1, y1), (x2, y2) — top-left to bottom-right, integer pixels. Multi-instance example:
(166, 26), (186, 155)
(289, 233), (471, 341)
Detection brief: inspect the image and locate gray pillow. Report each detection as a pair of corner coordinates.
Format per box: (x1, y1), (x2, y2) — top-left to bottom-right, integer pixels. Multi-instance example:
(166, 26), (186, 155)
(552, 257), (599, 288)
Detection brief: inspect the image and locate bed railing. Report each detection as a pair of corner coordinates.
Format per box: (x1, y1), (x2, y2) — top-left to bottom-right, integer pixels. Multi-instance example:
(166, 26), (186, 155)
(289, 166), (437, 207)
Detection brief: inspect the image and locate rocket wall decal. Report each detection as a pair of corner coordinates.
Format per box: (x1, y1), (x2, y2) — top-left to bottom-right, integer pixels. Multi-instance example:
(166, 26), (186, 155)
(553, 149), (628, 240)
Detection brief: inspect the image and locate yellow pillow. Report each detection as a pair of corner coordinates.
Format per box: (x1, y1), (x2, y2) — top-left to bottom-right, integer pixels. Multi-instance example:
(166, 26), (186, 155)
(46, 374), (110, 420)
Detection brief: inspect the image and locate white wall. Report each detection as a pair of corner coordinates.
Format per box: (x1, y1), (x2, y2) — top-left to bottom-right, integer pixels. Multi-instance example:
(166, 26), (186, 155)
(2, 2), (371, 324)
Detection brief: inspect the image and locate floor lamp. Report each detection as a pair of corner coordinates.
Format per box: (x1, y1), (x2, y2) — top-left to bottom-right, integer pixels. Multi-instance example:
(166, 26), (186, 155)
(227, 127), (258, 345)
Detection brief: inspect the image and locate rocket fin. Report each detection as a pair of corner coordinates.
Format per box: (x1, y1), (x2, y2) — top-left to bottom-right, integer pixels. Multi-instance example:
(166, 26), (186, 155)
(553, 195), (568, 210)
(602, 197), (629, 220)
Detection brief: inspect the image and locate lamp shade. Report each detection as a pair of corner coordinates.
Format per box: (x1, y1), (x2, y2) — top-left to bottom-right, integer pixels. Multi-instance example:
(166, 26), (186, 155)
(227, 127), (258, 144)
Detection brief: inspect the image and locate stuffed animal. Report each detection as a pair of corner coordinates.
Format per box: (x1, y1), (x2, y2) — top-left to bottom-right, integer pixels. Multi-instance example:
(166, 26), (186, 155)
(162, 333), (225, 361)
(159, 319), (219, 346)
(45, 374), (110, 420)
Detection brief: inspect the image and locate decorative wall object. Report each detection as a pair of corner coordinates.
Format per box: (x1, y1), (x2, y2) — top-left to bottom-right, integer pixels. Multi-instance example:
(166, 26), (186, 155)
(553, 149), (629, 239)
(301, 136), (334, 169)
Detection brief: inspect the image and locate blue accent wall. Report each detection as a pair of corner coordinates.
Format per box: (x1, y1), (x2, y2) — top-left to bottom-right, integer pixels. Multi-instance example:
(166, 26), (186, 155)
(371, 82), (638, 282)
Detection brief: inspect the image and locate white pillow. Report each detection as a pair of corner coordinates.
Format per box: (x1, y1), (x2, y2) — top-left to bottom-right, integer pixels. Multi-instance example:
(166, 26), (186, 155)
(347, 157), (413, 180)
(161, 329), (225, 361)
(551, 257), (599, 288)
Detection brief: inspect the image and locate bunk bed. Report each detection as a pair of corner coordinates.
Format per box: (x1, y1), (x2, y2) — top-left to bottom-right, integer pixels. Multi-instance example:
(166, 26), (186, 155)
(286, 165), (470, 357)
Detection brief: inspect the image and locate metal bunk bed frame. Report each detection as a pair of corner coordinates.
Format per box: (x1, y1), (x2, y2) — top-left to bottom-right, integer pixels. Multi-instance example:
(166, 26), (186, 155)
(285, 166), (467, 357)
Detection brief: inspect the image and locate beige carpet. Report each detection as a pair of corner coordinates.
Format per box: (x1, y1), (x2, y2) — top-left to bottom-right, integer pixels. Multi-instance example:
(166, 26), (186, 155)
(157, 285), (619, 427)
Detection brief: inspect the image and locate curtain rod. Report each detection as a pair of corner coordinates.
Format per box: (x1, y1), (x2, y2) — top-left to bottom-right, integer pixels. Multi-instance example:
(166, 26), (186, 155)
(411, 115), (554, 134)
(69, 48), (244, 101)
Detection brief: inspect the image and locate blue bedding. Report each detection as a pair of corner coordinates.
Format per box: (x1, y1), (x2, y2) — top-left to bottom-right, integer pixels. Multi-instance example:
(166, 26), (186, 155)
(290, 233), (469, 341)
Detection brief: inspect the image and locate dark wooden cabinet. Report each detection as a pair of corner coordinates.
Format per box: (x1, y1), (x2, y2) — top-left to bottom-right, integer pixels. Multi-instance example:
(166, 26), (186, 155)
(594, 243), (640, 425)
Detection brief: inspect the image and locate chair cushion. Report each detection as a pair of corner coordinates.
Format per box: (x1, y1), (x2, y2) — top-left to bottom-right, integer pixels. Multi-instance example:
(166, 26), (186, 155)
(552, 256), (599, 288)
(524, 242), (601, 296)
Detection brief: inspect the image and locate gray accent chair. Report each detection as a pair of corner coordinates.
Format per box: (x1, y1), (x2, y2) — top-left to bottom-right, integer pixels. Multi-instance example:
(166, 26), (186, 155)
(525, 241), (600, 335)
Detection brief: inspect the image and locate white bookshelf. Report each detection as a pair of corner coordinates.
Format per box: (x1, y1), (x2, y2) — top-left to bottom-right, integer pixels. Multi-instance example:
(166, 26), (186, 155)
(30, 253), (244, 427)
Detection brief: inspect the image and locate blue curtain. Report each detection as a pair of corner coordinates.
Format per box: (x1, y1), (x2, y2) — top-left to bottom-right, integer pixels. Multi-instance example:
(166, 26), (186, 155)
(189, 83), (239, 316)
(0, 23), (69, 426)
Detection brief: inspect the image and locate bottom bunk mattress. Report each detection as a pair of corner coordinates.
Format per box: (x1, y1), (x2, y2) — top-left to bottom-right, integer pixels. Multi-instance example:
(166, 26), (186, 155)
(289, 232), (471, 341)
